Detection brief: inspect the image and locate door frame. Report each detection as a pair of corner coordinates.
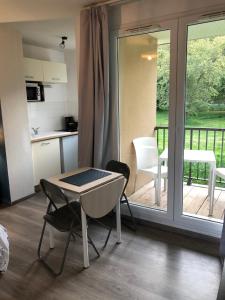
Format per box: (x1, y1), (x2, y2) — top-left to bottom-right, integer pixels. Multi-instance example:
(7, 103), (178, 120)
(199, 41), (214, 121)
(173, 12), (225, 237)
(111, 8), (225, 238)
(114, 18), (178, 224)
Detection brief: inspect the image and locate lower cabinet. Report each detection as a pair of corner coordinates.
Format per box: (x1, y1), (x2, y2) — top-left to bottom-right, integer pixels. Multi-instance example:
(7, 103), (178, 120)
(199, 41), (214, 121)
(32, 138), (61, 186)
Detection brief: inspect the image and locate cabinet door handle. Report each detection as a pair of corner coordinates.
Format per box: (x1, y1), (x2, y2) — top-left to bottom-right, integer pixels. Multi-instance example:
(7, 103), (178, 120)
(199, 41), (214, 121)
(52, 77), (60, 81)
(41, 142), (50, 146)
(25, 75), (34, 79)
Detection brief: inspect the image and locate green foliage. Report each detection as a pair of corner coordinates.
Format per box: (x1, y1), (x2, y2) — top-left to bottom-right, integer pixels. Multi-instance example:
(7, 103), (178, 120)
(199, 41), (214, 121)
(157, 36), (225, 116)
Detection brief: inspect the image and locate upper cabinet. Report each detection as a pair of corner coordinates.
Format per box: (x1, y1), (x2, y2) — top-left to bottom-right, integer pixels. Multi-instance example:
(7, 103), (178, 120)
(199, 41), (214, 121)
(42, 61), (67, 83)
(24, 58), (44, 82)
(24, 58), (67, 83)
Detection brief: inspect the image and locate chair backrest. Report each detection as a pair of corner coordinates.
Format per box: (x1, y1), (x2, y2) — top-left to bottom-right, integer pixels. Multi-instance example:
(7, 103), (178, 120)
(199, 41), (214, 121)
(80, 177), (124, 219)
(133, 137), (158, 170)
(106, 160), (130, 192)
(40, 179), (68, 209)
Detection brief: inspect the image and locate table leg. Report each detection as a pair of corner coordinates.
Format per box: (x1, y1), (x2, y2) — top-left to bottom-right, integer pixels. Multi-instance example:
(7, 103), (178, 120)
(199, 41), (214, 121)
(209, 166), (216, 217)
(81, 207), (89, 268)
(116, 200), (121, 244)
(46, 197), (55, 249)
(208, 164), (213, 199)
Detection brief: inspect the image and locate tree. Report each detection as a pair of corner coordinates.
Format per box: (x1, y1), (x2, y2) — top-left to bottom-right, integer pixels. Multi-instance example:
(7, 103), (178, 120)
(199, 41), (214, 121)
(157, 36), (225, 116)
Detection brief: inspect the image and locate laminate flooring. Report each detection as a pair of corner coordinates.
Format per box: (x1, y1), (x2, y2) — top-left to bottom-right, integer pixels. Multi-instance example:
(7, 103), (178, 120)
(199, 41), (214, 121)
(0, 192), (221, 300)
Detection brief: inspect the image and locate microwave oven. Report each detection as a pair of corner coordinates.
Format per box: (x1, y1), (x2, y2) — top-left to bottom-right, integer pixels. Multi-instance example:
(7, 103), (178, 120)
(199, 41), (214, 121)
(26, 82), (45, 102)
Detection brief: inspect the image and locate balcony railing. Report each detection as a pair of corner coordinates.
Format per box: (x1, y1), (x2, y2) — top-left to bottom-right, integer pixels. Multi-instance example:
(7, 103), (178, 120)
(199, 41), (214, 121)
(155, 126), (225, 186)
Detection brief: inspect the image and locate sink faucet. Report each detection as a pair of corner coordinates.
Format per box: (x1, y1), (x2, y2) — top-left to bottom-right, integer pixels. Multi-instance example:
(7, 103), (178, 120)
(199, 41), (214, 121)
(32, 127), (40, 135)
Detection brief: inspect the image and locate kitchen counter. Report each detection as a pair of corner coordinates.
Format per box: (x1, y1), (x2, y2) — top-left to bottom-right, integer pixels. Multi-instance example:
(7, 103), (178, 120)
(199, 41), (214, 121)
(31, 131), (78, 143)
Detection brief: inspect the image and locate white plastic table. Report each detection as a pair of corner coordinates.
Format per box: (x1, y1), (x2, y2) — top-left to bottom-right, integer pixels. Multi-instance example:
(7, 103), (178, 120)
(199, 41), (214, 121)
(157, 149), (216, 216)
(47, 167), (123, 268)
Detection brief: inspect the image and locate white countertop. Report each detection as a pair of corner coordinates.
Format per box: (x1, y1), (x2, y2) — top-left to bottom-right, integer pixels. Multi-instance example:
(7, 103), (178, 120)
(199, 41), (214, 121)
(31, 131), (78, 143)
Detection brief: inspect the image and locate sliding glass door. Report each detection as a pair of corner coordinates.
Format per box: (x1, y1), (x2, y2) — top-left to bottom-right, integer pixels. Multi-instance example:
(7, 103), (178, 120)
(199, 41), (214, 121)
(115, 12), (224, 237)
(117, 20), (177, 224)
(174, 15), (225, 236)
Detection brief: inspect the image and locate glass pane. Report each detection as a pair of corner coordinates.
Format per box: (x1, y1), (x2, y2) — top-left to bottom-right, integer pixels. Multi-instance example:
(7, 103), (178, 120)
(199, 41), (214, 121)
(118, 29), (171, 211)
(182, 19), (225, 222)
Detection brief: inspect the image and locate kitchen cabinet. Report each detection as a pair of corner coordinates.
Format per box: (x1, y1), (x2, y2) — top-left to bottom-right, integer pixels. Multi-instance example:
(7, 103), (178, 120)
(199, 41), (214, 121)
(43, 61), (67, 83)
(60, 135), (78, 173)
(24, 58), (67, 83)
(24, 58), (43, 81)
(32, 138), (61, 186)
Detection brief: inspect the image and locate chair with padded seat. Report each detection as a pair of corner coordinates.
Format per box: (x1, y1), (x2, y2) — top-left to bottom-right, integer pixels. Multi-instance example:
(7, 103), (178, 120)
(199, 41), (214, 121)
(133, 137), (168, 205)
(106, 160), (136, 231)
(37, 179), (99, 276)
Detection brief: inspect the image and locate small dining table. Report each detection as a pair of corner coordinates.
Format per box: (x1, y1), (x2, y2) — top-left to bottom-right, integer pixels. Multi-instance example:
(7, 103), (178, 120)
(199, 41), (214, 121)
(157, 149), (216, 215)
(47, 167), (124, 268)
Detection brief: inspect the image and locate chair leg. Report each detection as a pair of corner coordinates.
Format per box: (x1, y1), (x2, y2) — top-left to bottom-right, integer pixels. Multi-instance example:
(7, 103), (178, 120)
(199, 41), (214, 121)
(154, 178), (159, 206)
(37, 219), (47, 259)
(38, 221), (73, 276)
(123, 194), (137, 231)
(88, 218), (113, 249)
(163, 178), (167, 192)
(87, 235), (100, 257)
(102, 227), (112, 249)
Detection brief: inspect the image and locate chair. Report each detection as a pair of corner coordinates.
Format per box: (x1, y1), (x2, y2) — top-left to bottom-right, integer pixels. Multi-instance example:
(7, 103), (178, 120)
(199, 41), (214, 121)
(133, 137), (168, 205)
(211, 168), (225, 216)
(38, 179), (99, 276)
(80, 177), (124, 248)
(106, 160), (136, 230)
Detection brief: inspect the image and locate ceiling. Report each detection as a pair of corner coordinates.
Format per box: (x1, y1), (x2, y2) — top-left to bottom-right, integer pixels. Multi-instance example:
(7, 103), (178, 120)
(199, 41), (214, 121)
(9, 18), (77, 51)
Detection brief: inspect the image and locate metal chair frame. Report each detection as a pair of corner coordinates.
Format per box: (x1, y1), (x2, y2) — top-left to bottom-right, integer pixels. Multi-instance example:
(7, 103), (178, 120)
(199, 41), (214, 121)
(37, 179), (99, 276)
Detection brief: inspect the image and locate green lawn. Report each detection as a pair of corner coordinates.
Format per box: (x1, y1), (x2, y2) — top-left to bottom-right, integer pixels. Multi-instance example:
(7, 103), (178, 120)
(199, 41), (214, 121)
(157, 111), (225, 128)
(156, 110), (225, 186)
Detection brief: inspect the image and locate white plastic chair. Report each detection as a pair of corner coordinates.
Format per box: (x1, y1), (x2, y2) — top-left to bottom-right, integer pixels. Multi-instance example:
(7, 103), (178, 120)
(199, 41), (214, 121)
(133, 137), (167, 204)
(211, 168), (225, 216)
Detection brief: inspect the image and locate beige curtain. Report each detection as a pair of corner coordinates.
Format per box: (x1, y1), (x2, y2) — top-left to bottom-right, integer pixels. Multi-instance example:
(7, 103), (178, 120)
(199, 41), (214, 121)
(78, 6), (118, 168)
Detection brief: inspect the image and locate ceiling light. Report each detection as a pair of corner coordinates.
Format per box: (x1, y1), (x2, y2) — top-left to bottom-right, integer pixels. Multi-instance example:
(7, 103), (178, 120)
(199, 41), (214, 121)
(59, 36), (68, 49)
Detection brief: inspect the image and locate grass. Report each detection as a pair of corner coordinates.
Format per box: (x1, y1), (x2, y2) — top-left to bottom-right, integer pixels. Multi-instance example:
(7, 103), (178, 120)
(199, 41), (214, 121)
(156, 110), (225, 187)
(157, 110), (225, 128)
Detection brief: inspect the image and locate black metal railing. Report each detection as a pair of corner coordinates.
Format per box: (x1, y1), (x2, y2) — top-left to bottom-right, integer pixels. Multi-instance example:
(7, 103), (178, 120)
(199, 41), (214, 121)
(155, 126), (225, 186)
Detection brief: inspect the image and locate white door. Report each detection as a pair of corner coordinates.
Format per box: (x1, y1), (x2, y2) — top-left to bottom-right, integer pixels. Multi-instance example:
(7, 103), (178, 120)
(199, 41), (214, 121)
(117, 19), (178, 225)
(174, 13), (225, 237)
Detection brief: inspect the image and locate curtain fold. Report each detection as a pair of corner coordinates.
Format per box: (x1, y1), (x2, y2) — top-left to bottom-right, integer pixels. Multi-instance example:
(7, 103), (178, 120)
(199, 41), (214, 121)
(78, 6), (118, 168)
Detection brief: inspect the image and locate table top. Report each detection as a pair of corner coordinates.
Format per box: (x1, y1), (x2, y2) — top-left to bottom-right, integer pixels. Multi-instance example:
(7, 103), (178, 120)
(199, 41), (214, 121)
(159, 149), (216, 164)
(47, 167), (124, 194)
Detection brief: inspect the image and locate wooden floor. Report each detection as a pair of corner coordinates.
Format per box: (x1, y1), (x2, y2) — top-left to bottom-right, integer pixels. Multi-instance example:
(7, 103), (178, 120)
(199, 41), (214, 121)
(130, 182), (225, 221)
(0, 193), (221, 300)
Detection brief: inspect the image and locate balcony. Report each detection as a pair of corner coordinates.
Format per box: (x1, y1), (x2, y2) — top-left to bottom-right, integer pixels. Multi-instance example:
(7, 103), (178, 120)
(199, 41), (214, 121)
(129, 126), (225, 222)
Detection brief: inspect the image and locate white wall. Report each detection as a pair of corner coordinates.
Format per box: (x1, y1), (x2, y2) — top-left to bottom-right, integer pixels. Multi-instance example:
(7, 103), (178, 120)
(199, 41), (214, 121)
(0, 0), (81, 23)
(0, 25), (34, 201)
(23, 44), (77, 133)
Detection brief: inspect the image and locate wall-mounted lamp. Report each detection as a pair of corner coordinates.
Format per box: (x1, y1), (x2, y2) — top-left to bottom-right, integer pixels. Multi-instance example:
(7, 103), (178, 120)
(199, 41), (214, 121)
(59, 36), (68, 49)
(141, 54), (157, 61)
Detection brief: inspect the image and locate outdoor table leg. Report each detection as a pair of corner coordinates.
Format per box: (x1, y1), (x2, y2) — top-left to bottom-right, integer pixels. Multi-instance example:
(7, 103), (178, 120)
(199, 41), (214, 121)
(208, 166), (216, 217)
(116, 200), (121, 244)
(81, 206), (89, 268)
(156, 159), (162, 206)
